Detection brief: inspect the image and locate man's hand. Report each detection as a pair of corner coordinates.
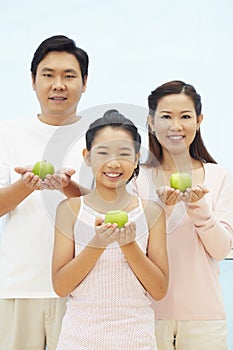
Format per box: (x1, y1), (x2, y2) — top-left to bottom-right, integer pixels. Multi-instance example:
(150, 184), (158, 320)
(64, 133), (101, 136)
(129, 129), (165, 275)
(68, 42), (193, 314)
(14, 166), (43, 190)
(41, 168), (76, 191)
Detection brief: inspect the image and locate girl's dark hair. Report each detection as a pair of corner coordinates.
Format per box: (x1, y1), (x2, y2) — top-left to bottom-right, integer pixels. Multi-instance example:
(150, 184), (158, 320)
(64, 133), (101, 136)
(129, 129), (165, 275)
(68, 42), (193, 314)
(31, 35), (88, 83)
(146, 80), (216, 166)
(86, 109), (141, 183)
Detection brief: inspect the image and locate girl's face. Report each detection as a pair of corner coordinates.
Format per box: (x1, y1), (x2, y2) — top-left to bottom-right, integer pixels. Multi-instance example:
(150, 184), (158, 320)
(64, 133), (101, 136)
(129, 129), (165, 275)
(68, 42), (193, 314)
(84, 126), (139, 189)
(148, 93), (203, 155)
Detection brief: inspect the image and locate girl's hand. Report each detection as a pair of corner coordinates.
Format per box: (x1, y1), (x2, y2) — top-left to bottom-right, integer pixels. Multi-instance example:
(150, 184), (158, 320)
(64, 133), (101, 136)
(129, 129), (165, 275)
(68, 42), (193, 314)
(181, 185), (209, 203)
(90, 217), (119, 248)
(156, 186), (183, 206)
(14, 166), (43, 190)
(116, 222), (136, 246)
(41, 168), (76, 191)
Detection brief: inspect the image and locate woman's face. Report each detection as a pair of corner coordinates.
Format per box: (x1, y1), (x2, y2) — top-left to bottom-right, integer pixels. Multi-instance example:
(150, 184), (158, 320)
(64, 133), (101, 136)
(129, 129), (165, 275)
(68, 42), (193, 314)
(148, 93), (203, 156)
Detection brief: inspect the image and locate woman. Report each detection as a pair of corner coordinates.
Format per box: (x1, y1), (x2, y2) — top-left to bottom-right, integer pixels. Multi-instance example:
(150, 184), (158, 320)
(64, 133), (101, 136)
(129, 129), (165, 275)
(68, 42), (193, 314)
(133, 80), (233, 350)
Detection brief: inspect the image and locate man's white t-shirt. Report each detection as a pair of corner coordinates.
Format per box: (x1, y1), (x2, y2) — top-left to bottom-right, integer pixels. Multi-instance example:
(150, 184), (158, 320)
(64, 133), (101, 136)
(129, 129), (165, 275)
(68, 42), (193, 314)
(0, 116), (93, 298)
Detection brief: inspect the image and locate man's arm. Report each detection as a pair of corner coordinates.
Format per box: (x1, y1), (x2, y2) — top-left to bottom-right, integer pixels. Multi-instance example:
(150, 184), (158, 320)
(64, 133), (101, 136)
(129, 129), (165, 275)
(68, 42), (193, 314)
(0, 169), (41, 216)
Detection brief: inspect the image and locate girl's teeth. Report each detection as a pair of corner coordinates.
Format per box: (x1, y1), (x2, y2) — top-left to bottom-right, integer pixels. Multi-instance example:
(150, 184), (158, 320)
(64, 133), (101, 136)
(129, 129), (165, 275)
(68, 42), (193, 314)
(106, 173), (120, 177)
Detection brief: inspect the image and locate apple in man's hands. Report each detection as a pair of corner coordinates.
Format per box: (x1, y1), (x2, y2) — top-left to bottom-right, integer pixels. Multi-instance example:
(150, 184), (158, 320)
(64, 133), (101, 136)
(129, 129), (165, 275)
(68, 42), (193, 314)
(104, 210), (128, 228)
(32, 160), (55, 180)
(170, 172), (192, 192)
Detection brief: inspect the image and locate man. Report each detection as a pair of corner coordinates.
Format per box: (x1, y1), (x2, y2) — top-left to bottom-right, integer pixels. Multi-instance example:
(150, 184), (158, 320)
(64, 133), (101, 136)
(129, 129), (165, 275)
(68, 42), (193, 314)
(0, 35), (92, 350)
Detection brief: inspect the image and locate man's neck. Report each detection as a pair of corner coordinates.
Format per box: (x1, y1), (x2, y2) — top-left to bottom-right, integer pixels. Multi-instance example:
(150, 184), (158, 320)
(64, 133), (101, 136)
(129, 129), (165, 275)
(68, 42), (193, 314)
(37, 113), (81, 126)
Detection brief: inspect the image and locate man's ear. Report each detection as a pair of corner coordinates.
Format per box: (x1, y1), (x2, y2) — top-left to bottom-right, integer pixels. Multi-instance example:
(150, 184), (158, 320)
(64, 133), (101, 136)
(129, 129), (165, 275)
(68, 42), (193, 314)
(31, 73), (36, 91)
(83, 148), (91, 166)
(82, 75), (88, 93)
(147, 115), (155, 132)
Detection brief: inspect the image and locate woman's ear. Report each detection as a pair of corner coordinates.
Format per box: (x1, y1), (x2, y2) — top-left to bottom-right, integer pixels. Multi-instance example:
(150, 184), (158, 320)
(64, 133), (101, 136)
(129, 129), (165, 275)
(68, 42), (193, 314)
(147, 115), (155, 132)
(197, 113), (204, 130)
(83, 148), (91, 166)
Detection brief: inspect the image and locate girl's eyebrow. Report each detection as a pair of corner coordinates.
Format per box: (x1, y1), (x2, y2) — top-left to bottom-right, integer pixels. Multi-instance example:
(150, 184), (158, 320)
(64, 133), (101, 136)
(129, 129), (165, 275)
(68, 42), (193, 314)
(96, 145), (132, 151)
(158, 109), (193, 114)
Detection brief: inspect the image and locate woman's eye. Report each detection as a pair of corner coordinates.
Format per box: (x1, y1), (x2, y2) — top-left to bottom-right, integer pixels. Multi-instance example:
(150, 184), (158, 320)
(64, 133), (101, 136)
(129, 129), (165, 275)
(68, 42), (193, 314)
(161, 114), (171, 119)
(182, 114), (191, 119)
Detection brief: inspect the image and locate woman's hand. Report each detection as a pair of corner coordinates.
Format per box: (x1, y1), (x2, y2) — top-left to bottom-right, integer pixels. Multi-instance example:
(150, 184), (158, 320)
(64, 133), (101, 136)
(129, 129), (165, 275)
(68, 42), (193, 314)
(181, 185), (209, 203)
(156, 186), (183, 206)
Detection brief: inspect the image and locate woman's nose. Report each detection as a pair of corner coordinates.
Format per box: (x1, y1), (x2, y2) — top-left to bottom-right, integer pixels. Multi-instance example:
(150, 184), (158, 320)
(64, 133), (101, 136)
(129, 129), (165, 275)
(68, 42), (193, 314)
(171, 118), (183, 131)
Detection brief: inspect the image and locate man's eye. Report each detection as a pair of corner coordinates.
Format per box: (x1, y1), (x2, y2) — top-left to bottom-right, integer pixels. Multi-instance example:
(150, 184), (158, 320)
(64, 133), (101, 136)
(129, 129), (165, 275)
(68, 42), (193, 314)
(65, 75), (76, 79)
(42, 73), (52, 78)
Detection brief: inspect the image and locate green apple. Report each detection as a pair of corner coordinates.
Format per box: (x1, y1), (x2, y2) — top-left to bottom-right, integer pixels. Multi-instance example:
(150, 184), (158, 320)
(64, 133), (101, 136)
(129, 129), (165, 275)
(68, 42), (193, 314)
(170, 172), (192, 192)
(104, 210), (128, 228)
(32, 160), (55, 180)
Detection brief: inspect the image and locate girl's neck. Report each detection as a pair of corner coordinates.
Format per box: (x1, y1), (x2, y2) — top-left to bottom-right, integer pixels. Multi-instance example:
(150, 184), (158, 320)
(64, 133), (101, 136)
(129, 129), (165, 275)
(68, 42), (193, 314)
(84, 186), (134, 213)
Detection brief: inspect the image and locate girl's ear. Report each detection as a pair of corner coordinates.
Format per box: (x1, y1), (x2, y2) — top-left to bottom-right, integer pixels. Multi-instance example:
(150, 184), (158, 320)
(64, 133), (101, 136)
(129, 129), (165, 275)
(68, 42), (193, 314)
(83, 148), (91, 166)
(147, 115), (155, 132)
(135, 152), (140, 168)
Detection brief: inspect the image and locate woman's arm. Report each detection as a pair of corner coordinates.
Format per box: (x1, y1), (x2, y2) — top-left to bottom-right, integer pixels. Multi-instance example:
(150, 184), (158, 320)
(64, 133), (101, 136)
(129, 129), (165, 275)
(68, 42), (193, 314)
(120, 200), (169, 300)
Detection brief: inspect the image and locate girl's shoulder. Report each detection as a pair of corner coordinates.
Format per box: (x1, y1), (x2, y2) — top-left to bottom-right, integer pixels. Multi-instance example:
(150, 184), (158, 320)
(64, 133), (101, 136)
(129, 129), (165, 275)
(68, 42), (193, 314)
(57, 196), (82, 219)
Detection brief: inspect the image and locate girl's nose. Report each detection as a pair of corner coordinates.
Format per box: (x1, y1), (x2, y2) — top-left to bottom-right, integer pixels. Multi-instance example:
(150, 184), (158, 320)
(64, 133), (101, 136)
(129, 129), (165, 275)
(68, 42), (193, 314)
(106, 157), (120, 168)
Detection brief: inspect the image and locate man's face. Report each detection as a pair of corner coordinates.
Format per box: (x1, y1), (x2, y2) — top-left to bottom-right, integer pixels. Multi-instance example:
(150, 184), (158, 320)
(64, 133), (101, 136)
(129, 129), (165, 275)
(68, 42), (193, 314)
(32, 51), (87, 125)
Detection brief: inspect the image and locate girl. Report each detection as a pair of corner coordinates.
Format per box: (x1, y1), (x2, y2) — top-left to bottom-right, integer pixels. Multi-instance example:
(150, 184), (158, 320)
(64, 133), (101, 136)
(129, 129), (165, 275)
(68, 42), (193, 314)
(52, 109), (169, 350)
(133, 80), (233, 350)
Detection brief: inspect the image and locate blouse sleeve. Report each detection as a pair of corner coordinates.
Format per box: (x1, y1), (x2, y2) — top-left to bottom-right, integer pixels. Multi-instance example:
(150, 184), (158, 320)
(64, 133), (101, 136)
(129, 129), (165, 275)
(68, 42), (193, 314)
(186, 170), (233, 260)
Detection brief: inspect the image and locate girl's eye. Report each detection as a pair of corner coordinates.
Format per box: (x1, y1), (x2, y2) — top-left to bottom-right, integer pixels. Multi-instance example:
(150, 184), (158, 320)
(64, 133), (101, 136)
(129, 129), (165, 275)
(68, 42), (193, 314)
(120, 153), (131, 157)
(97, 151), (108, 156)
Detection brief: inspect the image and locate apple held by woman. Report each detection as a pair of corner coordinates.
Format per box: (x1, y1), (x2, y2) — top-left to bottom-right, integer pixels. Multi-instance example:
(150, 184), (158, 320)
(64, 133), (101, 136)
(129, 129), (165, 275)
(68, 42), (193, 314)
(32, 160), (55, 180)
(104, 210), (128, 228)
(170, 172), (192, 192)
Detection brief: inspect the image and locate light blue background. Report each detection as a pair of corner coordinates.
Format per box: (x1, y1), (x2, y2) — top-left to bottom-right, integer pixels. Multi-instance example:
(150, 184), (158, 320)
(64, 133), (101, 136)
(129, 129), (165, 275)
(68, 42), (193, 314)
(0, 0), (232, 348)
